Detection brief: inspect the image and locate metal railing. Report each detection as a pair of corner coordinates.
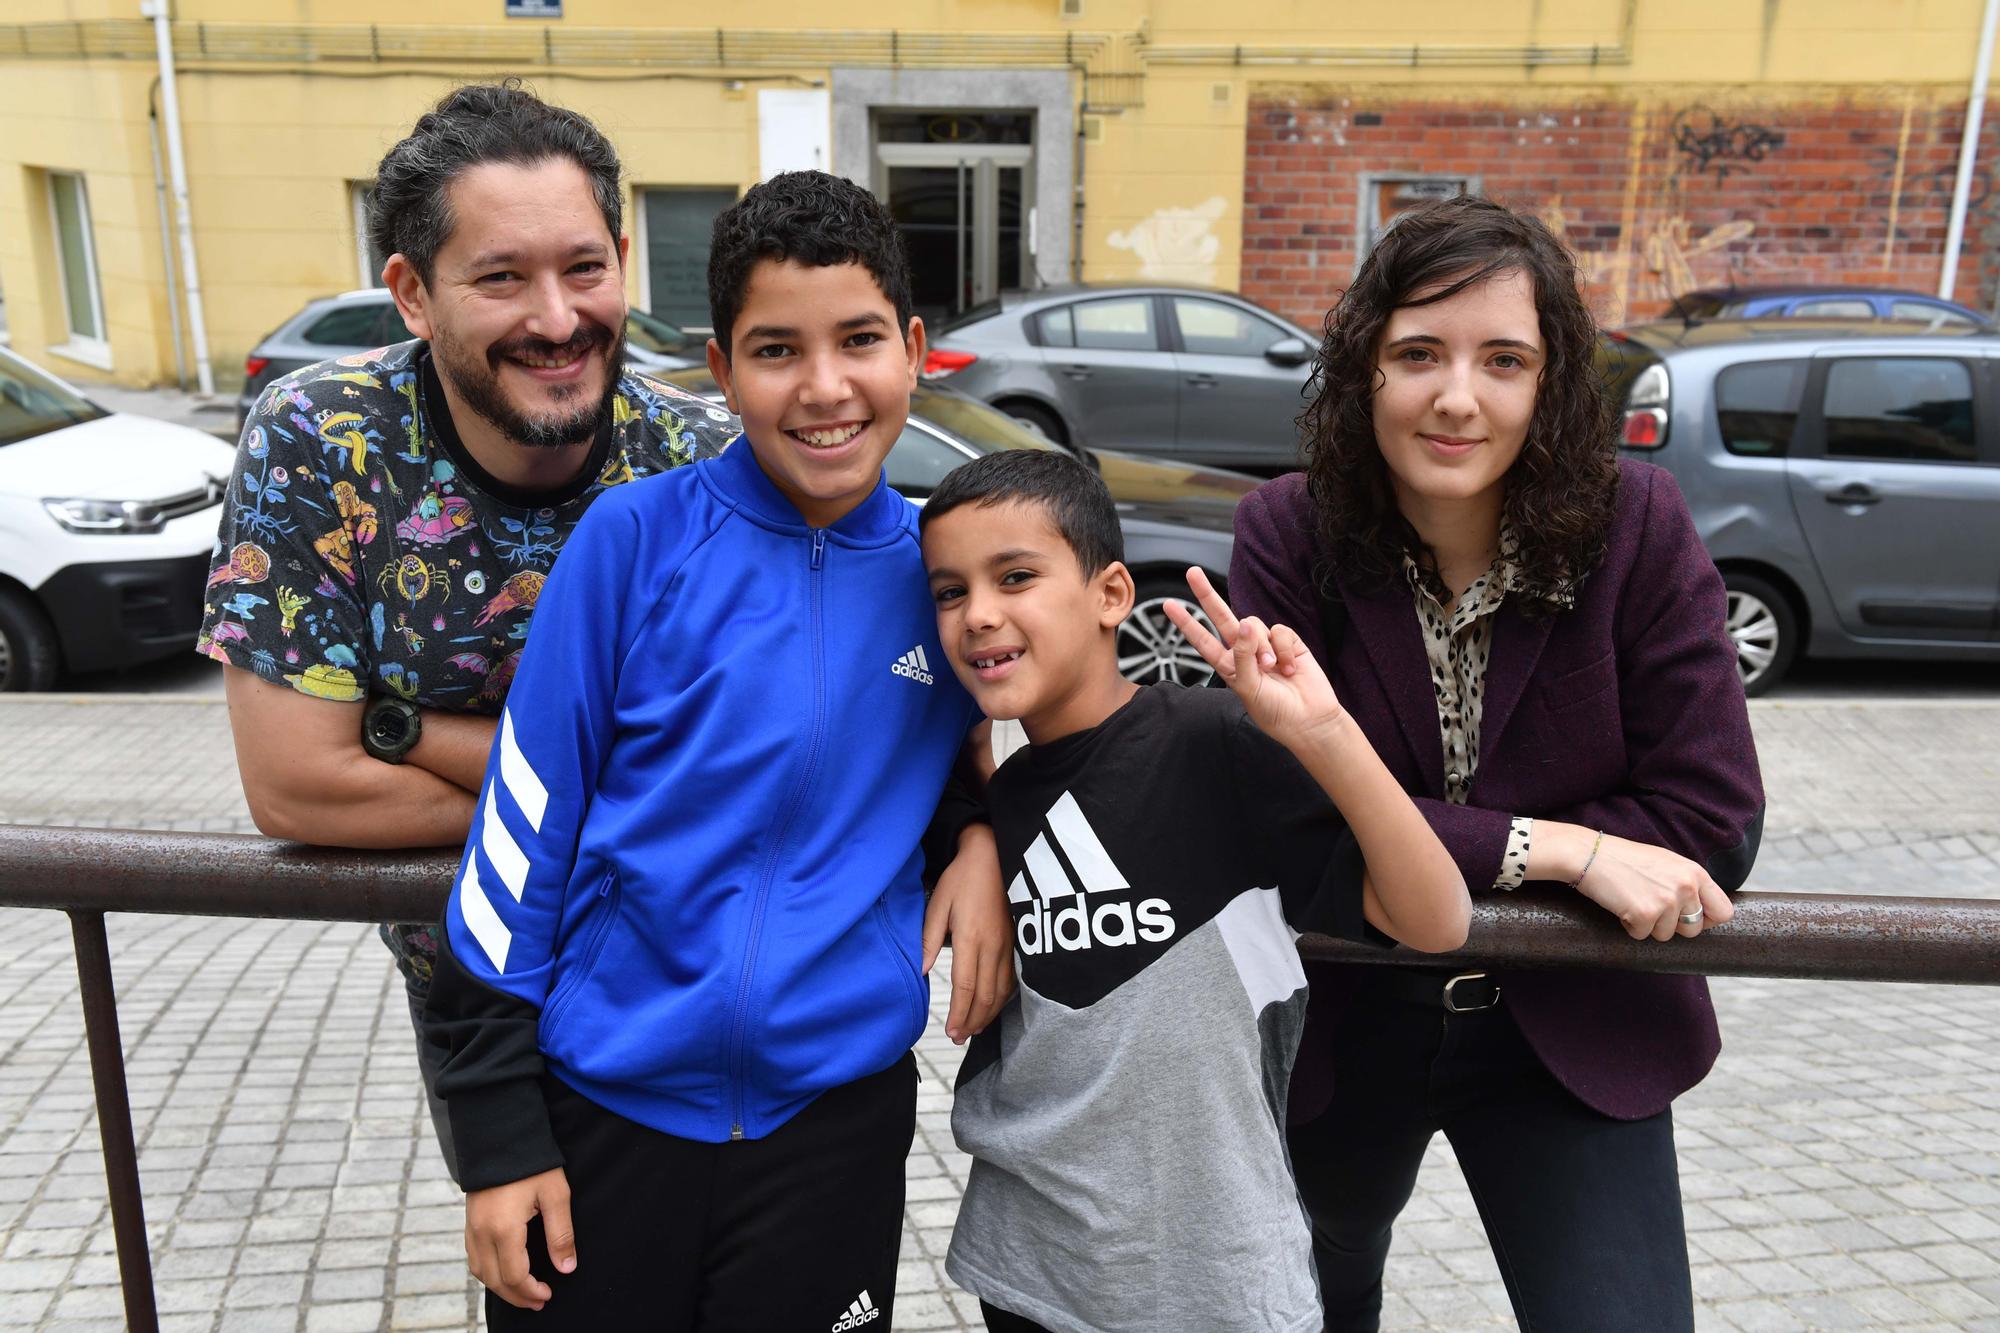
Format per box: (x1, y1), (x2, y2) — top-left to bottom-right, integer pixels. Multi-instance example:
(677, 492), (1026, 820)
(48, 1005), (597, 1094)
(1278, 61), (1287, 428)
(1, 824), (1996, 1332)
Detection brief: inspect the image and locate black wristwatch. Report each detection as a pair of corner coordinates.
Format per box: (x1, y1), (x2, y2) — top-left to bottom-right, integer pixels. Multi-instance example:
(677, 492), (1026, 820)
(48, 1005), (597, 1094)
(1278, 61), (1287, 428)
(361, 695), (423, 764)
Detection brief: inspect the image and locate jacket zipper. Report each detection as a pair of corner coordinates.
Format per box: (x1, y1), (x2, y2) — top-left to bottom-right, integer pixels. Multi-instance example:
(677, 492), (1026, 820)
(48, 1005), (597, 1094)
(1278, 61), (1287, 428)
(541, 870), (618, 1043)
(727, 526), (829, 1139)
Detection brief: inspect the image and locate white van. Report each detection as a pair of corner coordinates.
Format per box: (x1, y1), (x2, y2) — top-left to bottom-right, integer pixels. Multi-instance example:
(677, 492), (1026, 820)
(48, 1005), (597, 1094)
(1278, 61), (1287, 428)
(0, 348), (234, 690)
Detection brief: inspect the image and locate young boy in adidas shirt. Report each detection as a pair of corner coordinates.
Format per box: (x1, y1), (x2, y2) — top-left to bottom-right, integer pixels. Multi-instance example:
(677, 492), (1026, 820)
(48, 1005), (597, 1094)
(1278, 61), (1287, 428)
(422, 171), (1014, 1331)
(918, 450), (1470, 1333)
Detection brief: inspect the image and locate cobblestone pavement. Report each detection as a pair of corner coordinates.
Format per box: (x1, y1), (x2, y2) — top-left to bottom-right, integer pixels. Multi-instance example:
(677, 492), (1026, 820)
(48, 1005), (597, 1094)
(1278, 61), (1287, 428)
(0, 694), (1995, 1331)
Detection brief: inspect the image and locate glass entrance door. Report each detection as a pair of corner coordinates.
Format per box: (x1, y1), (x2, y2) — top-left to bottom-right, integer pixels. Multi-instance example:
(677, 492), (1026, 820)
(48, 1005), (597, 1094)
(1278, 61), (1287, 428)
(878, 141), (1033, 327)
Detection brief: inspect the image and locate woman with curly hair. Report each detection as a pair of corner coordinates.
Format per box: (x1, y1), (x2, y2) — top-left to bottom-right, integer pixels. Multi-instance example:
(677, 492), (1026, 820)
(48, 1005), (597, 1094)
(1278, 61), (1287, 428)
(1224, 195), (1766, 1331)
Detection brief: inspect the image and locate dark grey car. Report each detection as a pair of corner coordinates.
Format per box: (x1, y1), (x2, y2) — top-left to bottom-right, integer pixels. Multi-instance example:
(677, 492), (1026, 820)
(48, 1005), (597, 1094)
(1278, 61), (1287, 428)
(236, 289), (703, 428)
(921, 284), (1318, 472)
(656, 368), (1258, 688)
(1601, 318), (2000, 694)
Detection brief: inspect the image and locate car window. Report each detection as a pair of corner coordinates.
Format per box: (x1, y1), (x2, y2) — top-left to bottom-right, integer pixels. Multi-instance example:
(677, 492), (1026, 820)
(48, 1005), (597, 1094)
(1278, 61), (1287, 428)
(1171, 297), (1284, 357)
(303, 304), (391, 347)
(885, 422), (974, 499)
(377, 304), (414, 345)
(939, 299), (1002, 335)
(1714, 360), (1807, 456)
(911, 389), (1063, 455)
(1822, 358), (1976, 464)
(1071, 298), (1157, 352)
(0, 353), (107, 447)
(1036, 306), (1075, 348)
(1594, 335), (1663, 406)
(1793, 298), (1876, 318)
(1889, 300), (1975, 328)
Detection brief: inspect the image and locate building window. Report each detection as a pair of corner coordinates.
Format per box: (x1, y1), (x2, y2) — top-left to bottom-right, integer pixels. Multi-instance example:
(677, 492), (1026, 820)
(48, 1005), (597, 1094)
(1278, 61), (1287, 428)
(47, 172), (109, 368)
(352, 183), (388, 289)
(639, 187), (736, 332)
(1358, 174), (1476, 256)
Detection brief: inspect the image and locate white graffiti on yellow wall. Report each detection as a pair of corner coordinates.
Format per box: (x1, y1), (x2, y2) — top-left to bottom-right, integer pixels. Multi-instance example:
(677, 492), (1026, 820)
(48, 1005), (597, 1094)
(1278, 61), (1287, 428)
(1107, 197), (1227, 283)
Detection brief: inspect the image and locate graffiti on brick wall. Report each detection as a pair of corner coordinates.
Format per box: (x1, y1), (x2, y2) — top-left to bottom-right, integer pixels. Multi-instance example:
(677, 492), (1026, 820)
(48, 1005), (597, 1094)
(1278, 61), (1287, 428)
(1669, 105), (1786, 184)
(1107, 197), (1227, 284)
(1642, 216), (1757, 302)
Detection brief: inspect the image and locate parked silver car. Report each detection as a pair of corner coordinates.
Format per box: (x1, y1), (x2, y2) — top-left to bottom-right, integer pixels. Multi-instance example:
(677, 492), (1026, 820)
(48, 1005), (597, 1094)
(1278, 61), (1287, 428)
(1600, 318), (2000, 694)
(236, 289), (703, 428)
(654, 368), (1258, 687)
(922, 283), (1319, 472)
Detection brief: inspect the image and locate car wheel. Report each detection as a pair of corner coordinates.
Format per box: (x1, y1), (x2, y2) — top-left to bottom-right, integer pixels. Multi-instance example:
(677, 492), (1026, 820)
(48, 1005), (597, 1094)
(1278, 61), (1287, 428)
(999, 401), (1070, 448)
(1723, 572), (1797, 697)
(1118, 578), (1216, 687)
(0, 587), (61, 693)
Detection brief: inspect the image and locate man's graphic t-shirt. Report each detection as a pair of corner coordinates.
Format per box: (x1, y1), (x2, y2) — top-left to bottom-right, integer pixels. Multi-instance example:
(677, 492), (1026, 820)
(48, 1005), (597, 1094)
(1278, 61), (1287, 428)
(197, 340), (735, 986)
(945, 684), (1390, 1333)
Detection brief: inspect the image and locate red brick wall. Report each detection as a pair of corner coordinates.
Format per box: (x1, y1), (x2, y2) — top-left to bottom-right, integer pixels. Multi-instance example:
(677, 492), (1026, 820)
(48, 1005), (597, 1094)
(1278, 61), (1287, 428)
(1242, 93), (2000, 329)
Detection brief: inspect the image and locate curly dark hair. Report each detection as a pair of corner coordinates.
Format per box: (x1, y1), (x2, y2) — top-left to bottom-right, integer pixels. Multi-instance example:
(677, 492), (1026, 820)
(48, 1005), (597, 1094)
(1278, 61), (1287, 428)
(1299, 194), (1619, 612)
(368, 79), (622, 286)
(707, 171), (915, 358)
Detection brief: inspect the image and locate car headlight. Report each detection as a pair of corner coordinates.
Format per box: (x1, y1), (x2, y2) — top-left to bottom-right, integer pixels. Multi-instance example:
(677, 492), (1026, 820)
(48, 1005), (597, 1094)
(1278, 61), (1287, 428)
(42, 497), (169, 535)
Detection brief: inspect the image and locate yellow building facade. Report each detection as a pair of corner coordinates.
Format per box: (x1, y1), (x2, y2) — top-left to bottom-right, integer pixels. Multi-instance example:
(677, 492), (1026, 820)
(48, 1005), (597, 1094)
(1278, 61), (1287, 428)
(3, 0), (1996, 389)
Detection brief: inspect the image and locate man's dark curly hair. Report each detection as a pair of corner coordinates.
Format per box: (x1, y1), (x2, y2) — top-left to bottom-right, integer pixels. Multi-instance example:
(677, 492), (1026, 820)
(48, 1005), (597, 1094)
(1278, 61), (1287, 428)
(368, 79), (622, 287)
(1299, 194), (1619, 612)
(707, 171), (915, 358)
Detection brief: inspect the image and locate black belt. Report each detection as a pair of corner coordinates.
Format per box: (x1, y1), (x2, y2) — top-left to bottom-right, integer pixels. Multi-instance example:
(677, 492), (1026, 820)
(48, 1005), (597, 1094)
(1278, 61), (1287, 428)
(1365, 967), (1502, 1013)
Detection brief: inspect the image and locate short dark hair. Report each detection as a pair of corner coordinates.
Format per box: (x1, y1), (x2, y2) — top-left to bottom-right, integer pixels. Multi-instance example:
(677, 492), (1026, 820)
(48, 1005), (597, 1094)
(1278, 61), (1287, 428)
(707, 171), (914, 357)
(368, 80), (623, 286)
(920, 449), (1124, 577)
(1301, 194), (1618, 612)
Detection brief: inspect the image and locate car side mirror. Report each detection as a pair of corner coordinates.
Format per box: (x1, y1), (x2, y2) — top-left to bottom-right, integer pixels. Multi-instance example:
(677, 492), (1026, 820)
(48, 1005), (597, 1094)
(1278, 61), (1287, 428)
(1264, 337), (1313, 368)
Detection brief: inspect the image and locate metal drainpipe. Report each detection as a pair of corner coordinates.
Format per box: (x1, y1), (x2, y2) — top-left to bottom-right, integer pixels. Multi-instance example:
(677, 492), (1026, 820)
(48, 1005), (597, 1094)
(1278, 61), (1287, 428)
(1941, 0), (2000, 301)
(146, 84), (188, 392)
(141, 0), (215, 397)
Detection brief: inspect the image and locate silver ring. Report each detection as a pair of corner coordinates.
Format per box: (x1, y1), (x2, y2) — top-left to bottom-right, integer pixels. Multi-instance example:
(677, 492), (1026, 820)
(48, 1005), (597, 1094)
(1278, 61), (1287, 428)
(1678, 909), (1705, 925)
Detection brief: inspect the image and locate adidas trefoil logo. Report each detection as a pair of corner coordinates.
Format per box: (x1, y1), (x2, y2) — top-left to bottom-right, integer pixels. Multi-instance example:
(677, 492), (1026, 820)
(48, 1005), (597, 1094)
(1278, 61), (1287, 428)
(832, 1290), (882, 1330)
(891, 644), (934, 685)
(1009, 791), (1176, 956)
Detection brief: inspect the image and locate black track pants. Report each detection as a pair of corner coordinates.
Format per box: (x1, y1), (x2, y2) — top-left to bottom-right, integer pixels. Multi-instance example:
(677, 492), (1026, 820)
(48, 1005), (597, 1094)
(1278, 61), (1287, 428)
(485, 1054), (917, 1332)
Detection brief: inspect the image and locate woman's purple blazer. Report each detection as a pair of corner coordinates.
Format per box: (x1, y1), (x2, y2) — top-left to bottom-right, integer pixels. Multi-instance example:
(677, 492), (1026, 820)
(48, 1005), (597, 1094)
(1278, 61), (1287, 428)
(1230, 459), (1765, 1122)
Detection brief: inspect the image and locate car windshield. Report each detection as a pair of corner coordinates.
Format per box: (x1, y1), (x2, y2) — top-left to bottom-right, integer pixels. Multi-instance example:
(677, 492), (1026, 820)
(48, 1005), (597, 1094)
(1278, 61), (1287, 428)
(0, 352), (108, 447)
(627, 308), (697, 356)
(1595, 334), (1665, 407)
(911, 388), (1063, 454)
(1669, 294), (1725, 320)
(936, 299), (1002, 335)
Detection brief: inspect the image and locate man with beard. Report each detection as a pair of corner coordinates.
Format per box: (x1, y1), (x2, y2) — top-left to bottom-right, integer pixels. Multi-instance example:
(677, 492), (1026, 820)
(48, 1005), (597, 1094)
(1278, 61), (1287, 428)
(197, 82), (736, 1179)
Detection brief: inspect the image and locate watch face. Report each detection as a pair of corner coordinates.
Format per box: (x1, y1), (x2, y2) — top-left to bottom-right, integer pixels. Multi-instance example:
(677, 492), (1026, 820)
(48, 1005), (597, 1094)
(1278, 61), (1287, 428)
(368, 708), (412, 749)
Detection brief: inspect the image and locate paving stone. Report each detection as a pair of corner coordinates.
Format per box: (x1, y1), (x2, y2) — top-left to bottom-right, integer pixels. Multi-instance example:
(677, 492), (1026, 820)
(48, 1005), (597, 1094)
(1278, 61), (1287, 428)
(4, 693), (1999, 1331)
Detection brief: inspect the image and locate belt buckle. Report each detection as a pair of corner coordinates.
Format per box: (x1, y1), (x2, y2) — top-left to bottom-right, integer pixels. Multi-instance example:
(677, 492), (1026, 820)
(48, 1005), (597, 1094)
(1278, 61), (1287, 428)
(1443, 970), (1500, 1013)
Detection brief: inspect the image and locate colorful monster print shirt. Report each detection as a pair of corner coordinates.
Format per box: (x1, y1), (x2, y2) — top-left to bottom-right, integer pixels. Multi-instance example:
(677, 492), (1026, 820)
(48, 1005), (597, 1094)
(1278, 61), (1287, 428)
(198, 339), (735, 986)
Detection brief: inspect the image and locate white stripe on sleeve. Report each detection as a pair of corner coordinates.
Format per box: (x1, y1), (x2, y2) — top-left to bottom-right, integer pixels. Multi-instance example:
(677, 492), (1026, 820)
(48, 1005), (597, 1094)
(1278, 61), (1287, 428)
(498, 710), (549, 833)
(457, 856), (513, 974)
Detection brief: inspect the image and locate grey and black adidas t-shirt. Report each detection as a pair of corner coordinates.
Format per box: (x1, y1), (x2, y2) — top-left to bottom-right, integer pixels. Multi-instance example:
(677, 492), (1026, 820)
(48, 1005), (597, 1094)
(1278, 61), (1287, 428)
(946, 684), (1388, 1333)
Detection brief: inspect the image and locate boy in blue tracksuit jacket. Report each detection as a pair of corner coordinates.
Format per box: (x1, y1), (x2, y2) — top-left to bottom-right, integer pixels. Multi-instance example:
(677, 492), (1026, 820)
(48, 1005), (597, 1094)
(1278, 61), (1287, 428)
(424, 171), (1013, 1330)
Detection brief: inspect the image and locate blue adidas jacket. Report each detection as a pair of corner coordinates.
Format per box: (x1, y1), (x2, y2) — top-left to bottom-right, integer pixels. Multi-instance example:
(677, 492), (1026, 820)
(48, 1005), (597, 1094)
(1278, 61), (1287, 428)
(427, 439), (978, 1190)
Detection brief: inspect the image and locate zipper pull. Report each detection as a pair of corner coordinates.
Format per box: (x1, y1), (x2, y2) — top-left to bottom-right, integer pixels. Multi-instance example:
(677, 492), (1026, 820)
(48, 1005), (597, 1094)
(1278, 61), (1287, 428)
(730, 1122), (745, 1141)
(811, 528), (826, 570)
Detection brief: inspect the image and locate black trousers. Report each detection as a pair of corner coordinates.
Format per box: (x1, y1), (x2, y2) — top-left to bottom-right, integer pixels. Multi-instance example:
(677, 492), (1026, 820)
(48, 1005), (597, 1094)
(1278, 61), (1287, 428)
(486, 1054), (918, 1332)
(1288, 971), (1694, 1333)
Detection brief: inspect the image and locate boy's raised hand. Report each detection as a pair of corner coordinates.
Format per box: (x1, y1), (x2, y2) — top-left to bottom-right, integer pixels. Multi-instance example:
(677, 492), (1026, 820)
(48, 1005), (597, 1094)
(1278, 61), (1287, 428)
(1164, 567), (1347, 750)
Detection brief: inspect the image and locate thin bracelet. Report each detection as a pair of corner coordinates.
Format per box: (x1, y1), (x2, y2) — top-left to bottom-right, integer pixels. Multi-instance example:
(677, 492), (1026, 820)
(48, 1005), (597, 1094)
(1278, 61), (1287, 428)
(1570, 830), (1605, 888)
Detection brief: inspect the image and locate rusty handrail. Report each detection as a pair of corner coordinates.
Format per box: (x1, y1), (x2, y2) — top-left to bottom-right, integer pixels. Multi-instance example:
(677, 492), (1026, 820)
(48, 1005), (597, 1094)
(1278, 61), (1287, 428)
(1, 821), (1997, 1332)
(0, 825), (1994, 984)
